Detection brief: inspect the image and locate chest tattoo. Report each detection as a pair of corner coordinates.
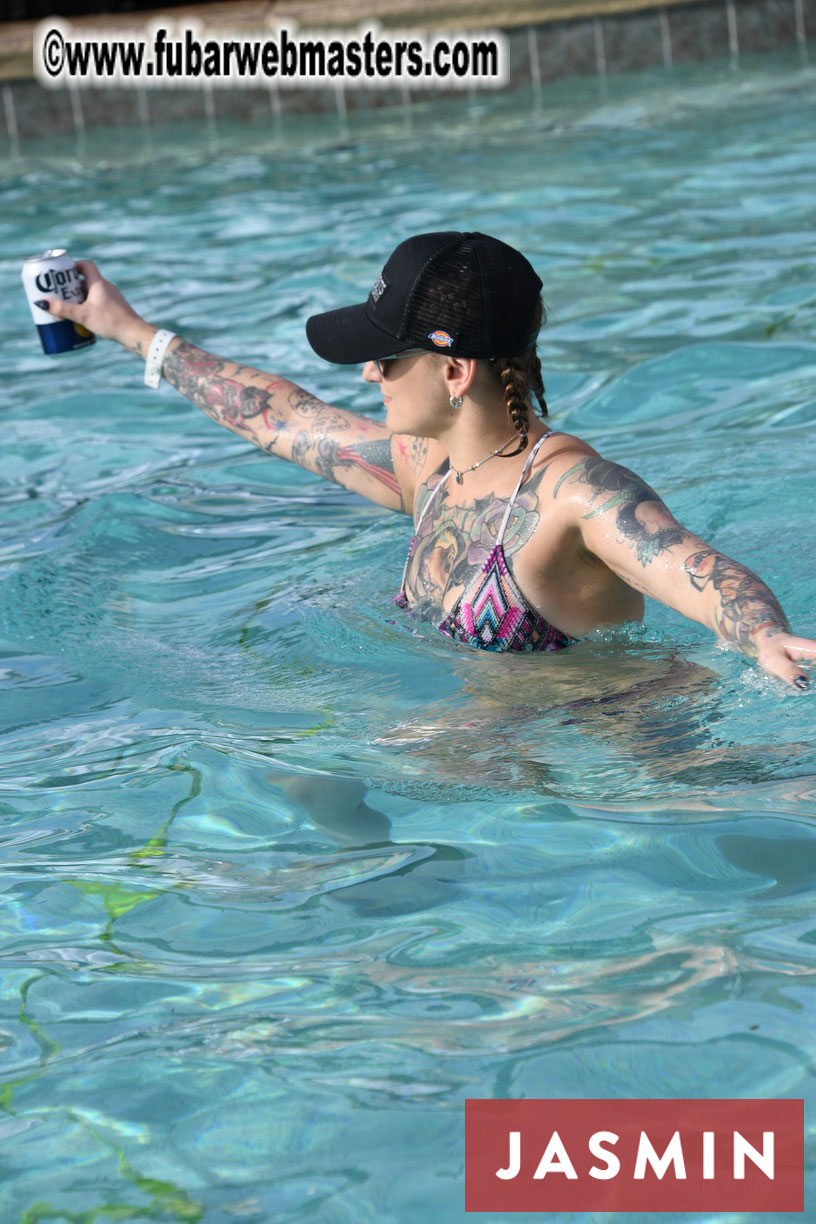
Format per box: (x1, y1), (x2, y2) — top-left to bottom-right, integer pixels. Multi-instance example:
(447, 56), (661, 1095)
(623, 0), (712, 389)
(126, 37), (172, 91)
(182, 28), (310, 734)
(405, 465), (548, 620)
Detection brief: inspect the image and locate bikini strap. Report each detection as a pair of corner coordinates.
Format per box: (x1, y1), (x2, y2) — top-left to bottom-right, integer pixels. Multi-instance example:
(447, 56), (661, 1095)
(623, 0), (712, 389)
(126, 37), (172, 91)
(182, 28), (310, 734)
(414, 466), (452, 534)
(496, 431), (554, 547)
(398, 466), (453, 594)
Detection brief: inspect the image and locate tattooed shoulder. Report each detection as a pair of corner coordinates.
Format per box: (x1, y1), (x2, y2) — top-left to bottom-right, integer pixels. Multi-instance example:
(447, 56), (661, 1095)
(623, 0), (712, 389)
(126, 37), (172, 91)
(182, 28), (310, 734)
(554, 455), (691, 568)
(553, 456), (660, 504)
(409, 437), (430, 471)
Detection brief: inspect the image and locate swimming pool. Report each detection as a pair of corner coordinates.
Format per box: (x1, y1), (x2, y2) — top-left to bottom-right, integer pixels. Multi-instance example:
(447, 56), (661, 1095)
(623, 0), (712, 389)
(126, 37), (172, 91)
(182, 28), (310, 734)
(1, 50), (815, 1223)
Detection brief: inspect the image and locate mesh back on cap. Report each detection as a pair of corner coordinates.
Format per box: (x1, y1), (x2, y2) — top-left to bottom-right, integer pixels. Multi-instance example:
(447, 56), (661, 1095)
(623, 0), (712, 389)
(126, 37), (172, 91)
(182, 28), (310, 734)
(404, 234), (540, 358)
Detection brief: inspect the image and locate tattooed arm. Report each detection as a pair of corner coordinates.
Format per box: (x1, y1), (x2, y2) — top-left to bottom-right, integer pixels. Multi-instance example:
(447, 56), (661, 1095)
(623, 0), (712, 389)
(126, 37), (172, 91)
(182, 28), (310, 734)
(38, 260), (425, 514)
(159, 337), (417, 510)
(554, 454), (816, 689)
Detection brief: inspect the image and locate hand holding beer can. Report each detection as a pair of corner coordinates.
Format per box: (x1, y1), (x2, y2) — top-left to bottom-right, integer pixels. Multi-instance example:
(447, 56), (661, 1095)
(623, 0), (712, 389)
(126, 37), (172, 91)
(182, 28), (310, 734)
(22, 249), (96, 355)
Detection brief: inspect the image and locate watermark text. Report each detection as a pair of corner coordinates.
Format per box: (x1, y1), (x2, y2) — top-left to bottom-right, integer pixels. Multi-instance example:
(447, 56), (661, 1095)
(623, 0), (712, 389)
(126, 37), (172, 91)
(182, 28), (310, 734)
(34, 19), (507, 89)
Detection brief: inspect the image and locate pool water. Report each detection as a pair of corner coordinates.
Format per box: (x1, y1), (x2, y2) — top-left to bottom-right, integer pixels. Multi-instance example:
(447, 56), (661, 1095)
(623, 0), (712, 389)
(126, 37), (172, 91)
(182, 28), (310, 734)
(1, 51), (815, 1223)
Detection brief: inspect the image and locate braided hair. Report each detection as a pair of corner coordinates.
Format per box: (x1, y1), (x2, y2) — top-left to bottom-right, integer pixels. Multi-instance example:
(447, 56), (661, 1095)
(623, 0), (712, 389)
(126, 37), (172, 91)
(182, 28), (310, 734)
(489, 297), (547, 457)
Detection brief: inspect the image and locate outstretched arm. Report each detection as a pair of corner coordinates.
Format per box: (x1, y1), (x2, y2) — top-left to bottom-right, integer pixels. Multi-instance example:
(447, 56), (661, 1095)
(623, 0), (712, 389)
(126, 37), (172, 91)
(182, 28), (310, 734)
(555, 454), (815, 690)
(40, 260), (427, 514)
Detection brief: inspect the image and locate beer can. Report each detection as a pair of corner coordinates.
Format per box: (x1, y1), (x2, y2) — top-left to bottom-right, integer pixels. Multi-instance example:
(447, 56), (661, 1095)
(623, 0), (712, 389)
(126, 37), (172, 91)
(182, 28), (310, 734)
(21, 249), (96, 355)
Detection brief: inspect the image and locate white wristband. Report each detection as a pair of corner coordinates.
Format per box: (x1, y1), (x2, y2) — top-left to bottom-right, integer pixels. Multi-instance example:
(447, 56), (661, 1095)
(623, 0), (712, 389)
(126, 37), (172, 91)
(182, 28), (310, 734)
(144, 329), (176, 389)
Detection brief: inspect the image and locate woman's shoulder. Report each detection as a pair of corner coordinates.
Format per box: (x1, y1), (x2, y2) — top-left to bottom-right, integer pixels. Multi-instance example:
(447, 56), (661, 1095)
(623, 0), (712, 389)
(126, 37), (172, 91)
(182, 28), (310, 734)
(527, 431), (607, 518)
(391, 435), (449, 516)
(410, 436), (450, 482)
(541, 428), (598, 461)
(530, 429), (599, 485)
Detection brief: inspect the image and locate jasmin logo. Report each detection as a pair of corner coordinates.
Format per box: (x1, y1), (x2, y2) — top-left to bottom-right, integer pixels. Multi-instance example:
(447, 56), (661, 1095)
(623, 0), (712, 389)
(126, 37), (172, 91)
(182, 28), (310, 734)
(465, 1099), (804, 1212)
(498, 1127), (773, 1180)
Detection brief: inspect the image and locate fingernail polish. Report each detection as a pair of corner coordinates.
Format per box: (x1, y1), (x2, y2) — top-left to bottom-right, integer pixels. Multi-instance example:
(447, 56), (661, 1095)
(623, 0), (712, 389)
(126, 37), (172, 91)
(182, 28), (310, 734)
(794, 675), (809, 690)
(35, 300), (50, 311)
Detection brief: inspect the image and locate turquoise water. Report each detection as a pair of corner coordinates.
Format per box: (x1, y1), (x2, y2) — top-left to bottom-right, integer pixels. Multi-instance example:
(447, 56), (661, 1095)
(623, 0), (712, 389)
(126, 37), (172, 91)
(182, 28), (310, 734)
(1, 52), (815, 1223)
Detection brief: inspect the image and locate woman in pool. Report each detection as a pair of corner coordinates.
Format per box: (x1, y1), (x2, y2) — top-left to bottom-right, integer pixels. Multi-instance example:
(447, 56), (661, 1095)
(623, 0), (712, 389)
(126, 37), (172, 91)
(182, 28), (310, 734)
(39, 231), (815, 689)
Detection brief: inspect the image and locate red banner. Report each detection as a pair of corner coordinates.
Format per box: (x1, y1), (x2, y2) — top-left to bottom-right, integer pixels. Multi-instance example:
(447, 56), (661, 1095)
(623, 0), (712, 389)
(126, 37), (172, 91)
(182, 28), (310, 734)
(465, 1099), (804, 1212)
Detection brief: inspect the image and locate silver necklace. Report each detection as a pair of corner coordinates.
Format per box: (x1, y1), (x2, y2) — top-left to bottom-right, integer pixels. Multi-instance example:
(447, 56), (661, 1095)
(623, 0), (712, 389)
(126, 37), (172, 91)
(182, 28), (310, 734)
(450, 432), (520, 485)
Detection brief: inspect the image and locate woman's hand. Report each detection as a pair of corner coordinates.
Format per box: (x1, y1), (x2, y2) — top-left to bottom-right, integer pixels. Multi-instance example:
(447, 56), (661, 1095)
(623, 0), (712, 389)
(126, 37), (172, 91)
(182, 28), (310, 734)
(38, 259), (156, 356)
(753, 629), (816, 691)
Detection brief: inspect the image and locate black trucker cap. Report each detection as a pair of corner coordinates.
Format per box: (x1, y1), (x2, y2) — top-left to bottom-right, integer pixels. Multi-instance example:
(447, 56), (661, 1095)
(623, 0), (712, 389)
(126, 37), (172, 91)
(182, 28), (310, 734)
(305, 231), (543, 365)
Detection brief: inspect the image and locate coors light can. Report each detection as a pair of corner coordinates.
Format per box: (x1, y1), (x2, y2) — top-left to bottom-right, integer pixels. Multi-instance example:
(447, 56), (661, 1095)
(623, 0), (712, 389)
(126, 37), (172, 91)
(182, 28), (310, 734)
(21, 249), (96, 355)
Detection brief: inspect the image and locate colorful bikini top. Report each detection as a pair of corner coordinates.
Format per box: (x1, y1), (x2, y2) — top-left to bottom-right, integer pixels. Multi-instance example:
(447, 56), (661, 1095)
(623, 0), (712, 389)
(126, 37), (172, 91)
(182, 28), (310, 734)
(395, 432), (574, 653)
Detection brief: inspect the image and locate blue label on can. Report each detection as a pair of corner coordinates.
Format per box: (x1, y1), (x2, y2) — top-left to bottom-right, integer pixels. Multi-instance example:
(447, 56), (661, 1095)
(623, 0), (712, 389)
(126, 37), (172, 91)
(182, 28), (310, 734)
(37, 320), (96, 355)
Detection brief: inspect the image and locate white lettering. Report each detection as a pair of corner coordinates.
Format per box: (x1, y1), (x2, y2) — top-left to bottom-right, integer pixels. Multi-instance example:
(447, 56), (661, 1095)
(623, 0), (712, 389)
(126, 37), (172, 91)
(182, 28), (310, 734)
(634, 1131), (686, 1180)
(588, 1130), (620, 1179)
(533, 1131), (578, 1180)
(490, 1123), (775, 1186)
(734, 1131), (774, 1179)
(496, 1131), (520, 1180)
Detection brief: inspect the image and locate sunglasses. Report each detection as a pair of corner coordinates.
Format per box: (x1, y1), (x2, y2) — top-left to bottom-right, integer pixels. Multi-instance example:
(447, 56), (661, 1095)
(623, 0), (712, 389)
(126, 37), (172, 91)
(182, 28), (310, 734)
(373, 349), (428, 376)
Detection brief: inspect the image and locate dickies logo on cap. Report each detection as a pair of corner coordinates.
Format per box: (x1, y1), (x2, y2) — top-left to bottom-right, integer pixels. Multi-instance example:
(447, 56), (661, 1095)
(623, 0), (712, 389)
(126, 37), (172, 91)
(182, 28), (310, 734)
(428, 329), (454, 348)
